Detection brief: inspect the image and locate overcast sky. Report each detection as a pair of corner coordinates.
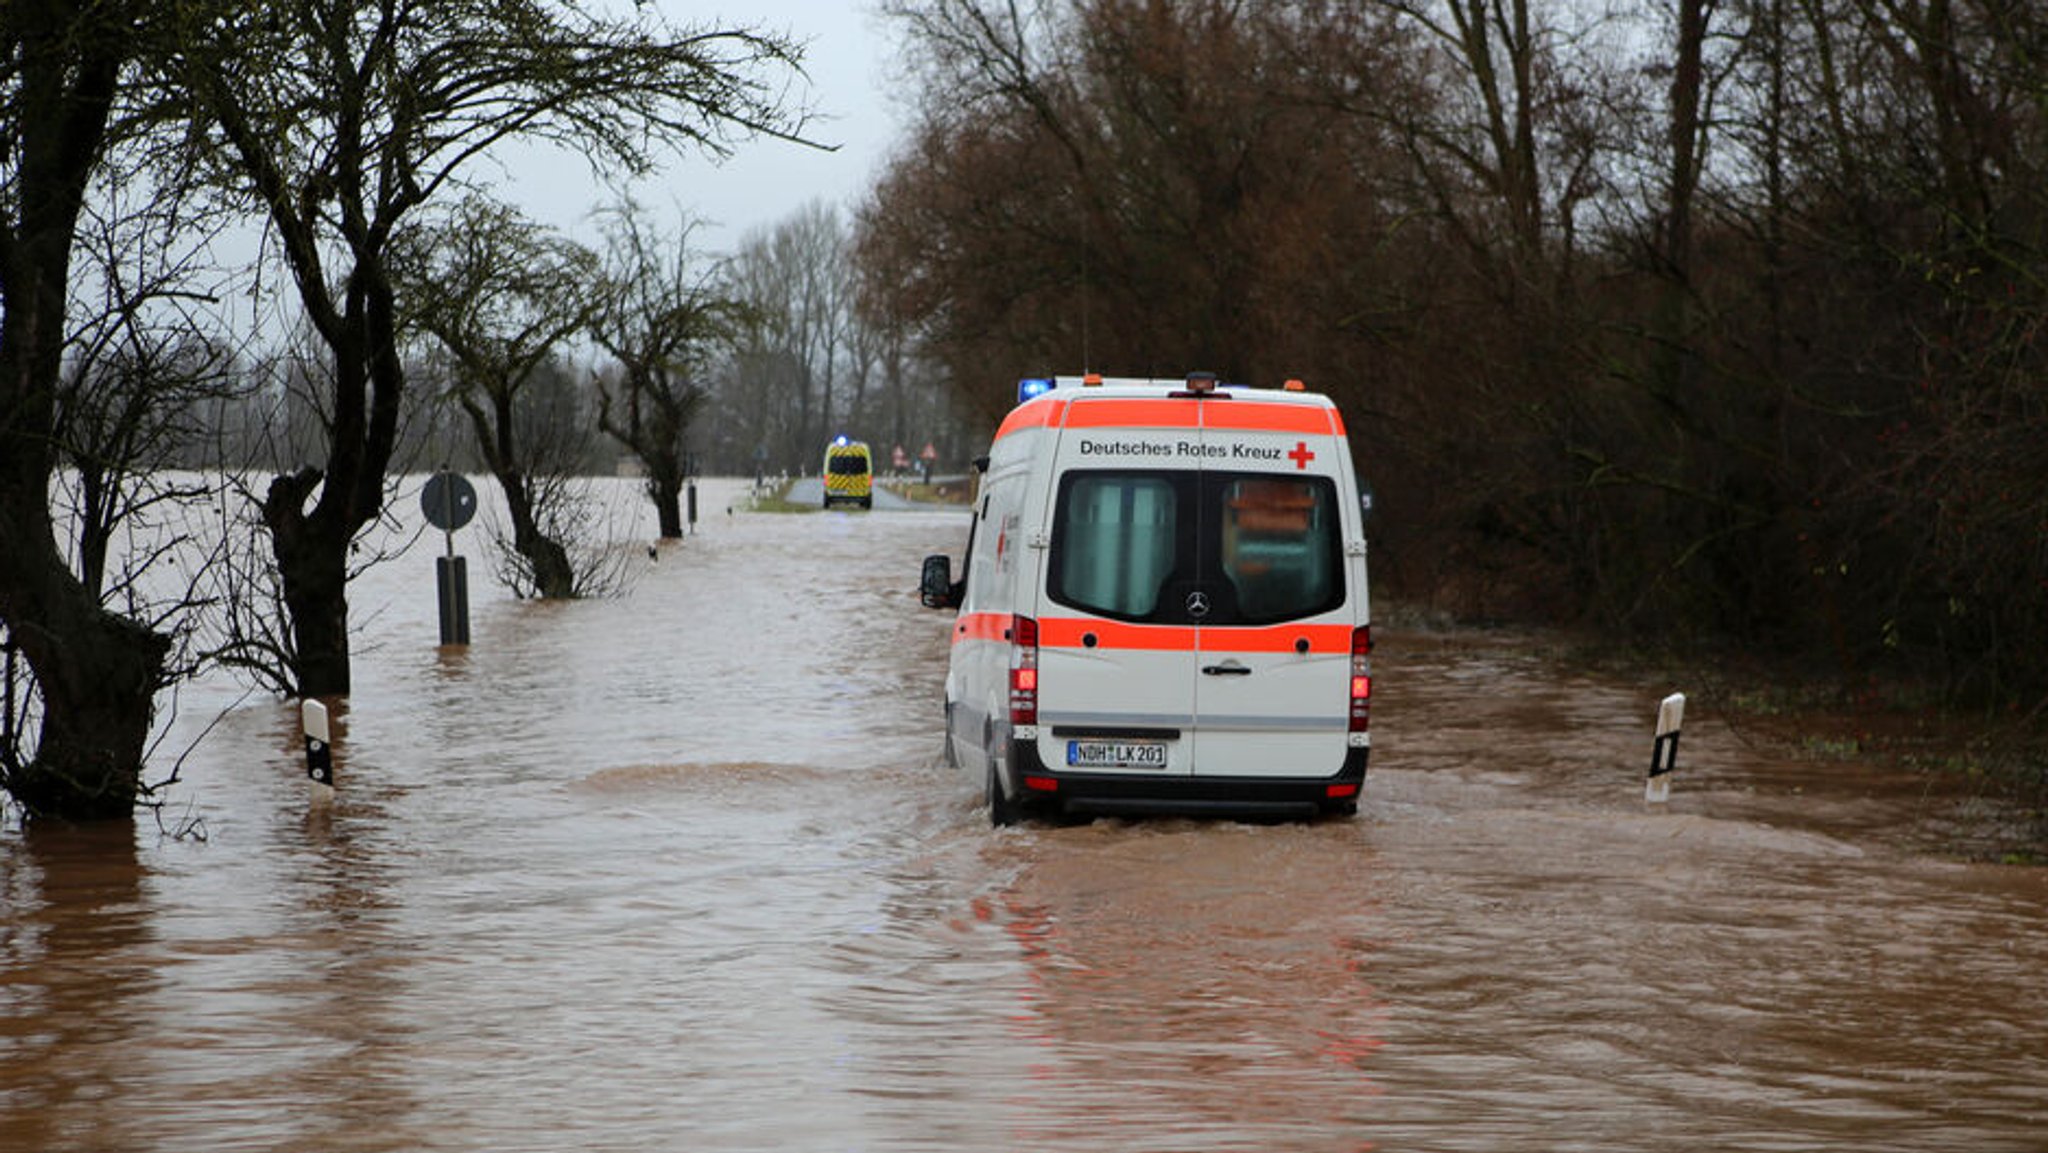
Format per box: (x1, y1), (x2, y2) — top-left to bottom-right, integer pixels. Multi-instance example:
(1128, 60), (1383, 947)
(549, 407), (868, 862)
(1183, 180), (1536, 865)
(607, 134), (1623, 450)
(499, 2), (911, 253)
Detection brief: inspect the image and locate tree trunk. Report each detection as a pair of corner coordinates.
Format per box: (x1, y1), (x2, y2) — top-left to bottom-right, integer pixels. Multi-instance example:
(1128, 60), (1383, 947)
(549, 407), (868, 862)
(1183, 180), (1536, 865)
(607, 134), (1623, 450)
(0, 0), (167, 821)
(263, 467), (354, 697)
(0, 469), (169, 818)
(651, 474), (685, 539)
(2, 585), (170, 820)
(463, 388), (576, 599)
(501, 471), (576, 598)
(1652, 0), (1711, 407)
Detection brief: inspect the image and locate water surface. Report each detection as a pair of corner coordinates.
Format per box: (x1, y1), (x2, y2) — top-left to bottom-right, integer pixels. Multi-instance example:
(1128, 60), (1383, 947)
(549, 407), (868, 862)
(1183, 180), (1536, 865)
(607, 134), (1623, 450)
(3, 478), (2042, 1151)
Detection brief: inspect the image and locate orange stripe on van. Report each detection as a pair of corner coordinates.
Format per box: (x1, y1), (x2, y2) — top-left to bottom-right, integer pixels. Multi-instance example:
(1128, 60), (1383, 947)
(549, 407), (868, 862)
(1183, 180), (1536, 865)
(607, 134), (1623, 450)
(995, 392), (1344, 440)
(1060, 399), (1199, 430)
(1040, 618), (1199, 651)
(1039, 618), (1355, 653)
(951, 611), (1014, 645)
(1207, 402), (1344, 437)
(1205, 623), (1357, 653)
(1058, 397), (1339, 436)
(994, 396), (1068, 440)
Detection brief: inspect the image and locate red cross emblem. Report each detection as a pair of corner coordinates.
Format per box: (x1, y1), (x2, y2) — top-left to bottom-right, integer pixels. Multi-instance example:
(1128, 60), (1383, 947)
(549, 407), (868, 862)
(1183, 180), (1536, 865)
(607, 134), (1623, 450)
(1287, 441), (1316, 470)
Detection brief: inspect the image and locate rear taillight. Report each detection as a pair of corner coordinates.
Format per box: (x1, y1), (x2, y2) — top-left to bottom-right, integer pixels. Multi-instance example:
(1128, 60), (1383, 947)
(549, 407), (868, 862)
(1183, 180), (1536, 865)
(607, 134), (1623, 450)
(1349, 625), (1372, 732)
(1009, 614), (1039, 725)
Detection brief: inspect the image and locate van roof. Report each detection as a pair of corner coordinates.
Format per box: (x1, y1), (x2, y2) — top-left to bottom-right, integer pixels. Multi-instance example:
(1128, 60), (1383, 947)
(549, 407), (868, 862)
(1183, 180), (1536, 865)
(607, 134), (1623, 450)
(995, 378), (1345, 442)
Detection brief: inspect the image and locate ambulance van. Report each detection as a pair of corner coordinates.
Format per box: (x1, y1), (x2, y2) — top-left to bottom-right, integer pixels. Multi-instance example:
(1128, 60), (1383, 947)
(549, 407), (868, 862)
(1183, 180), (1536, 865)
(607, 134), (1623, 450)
(919, 372), (1371, 824)
(823, 437), (874, 508)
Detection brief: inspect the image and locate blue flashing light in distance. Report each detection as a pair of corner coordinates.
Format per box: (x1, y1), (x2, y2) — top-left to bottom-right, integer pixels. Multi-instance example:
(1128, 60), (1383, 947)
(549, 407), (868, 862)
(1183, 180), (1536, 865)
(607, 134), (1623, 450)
(833, 434), (849, 446)
(1017, 377), (1055, 403)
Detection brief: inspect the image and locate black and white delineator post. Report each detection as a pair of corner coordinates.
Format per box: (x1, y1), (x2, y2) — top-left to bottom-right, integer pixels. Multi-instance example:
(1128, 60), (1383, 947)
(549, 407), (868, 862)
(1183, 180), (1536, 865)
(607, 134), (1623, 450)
(1646, 692), (1685, 803)
(303, 699), (334, 803)
(420, 468), (477, 647)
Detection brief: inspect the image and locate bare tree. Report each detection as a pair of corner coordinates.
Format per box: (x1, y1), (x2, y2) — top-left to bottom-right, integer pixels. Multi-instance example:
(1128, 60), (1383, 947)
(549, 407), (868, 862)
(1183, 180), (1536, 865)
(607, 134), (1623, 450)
(868, 2), (1426, 411)
(56, 190), (242, 602)
(397, 198), (600, 597)
(1, 0), (180, 821)
(161, 0), (814, 695)
(589, 197), (734, 539)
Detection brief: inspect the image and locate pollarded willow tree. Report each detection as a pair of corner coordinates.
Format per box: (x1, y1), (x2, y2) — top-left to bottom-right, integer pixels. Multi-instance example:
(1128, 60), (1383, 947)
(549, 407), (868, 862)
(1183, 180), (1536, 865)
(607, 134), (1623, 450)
(396, 197), (600, 599)
(161, 0), (813, 695)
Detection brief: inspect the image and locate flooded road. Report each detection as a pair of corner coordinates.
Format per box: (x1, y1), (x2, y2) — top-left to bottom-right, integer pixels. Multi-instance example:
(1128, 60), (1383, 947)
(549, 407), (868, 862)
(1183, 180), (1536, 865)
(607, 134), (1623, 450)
(3, 477), (2044, 1151)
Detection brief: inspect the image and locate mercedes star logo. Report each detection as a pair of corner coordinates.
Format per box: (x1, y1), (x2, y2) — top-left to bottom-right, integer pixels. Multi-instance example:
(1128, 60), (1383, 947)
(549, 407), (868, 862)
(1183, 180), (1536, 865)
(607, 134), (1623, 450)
(1185, 591), (1211, 618)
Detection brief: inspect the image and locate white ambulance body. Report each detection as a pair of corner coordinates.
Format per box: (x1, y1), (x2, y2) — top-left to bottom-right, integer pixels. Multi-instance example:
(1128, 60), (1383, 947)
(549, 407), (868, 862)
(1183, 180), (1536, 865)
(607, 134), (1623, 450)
(920, 373), (1371, 824)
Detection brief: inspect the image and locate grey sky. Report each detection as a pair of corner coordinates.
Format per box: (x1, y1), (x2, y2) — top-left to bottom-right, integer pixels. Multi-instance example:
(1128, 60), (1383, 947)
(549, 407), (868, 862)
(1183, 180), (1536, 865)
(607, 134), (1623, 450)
(501, 2), (908, 252)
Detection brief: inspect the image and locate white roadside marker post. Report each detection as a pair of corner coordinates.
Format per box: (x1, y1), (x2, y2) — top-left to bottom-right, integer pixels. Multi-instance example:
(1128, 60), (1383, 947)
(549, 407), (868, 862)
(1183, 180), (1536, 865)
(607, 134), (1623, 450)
(303, 699), (335, 804)
(1646, 692), (1685, 804)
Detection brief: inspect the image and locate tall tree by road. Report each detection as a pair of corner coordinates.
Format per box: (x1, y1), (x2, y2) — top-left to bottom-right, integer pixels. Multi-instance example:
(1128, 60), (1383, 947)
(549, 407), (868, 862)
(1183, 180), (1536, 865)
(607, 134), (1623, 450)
(0, 0), (175, 820)
(165, 0), (811, 695)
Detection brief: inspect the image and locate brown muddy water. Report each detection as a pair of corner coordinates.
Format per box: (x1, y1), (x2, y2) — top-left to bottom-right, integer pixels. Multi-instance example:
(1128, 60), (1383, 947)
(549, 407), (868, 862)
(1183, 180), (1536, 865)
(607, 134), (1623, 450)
(3, 477), (2044, 1152)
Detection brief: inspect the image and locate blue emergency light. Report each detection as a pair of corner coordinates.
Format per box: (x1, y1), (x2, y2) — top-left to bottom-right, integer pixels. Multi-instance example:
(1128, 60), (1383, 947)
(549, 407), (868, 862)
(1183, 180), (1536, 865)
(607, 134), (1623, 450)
(1017, 377), (1055, 403)
(833, 434), (849, 446)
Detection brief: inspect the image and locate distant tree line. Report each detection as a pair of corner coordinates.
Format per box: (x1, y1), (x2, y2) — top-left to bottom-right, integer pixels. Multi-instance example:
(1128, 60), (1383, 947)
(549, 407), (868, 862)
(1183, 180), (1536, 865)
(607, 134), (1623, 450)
(863, 0), (2048, 709)
(134, 198), (977, 485)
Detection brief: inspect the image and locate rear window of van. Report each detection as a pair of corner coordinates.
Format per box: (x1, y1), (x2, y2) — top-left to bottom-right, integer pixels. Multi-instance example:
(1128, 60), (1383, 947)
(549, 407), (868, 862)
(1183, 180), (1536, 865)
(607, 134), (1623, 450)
(1048, 470), (1343, 625)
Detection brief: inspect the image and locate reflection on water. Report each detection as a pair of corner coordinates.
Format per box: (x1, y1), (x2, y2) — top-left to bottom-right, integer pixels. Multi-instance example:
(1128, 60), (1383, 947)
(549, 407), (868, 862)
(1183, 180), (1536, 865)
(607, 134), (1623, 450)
(3, 478), (2045, 1151)
(0, 823), (154, 1153)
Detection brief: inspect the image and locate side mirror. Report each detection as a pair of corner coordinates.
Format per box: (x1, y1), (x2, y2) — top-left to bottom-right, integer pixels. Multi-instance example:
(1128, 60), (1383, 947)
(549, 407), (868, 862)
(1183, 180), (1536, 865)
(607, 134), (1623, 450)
(920, 554), (961, 609)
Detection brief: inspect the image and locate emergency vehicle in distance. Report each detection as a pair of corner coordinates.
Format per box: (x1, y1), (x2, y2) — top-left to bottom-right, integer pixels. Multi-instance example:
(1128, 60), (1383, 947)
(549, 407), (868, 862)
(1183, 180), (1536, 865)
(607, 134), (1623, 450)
(919, 372), (1371, 825)
(822, 436), (873, 509)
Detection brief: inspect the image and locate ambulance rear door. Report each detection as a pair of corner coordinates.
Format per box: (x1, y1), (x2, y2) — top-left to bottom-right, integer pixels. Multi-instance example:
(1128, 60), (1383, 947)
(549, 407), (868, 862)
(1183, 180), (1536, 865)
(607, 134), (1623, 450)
(1032, 407), (1200, 780)
(1188, 401), (1359, 780)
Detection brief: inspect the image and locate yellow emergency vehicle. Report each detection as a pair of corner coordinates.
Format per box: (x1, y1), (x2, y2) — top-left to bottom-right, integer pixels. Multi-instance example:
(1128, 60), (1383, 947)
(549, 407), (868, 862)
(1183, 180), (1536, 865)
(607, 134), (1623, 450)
(822, 437), (873, 509)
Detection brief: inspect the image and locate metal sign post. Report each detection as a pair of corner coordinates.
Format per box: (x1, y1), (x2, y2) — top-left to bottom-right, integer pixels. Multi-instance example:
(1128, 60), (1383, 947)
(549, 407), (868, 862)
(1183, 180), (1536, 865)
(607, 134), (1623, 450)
(421, 468), (478, 647)
(683, 453), (700, 536)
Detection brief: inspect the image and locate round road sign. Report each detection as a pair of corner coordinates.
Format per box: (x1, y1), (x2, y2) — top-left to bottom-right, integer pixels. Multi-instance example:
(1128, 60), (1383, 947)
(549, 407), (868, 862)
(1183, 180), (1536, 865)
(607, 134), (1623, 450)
(421, 471), (478, 531)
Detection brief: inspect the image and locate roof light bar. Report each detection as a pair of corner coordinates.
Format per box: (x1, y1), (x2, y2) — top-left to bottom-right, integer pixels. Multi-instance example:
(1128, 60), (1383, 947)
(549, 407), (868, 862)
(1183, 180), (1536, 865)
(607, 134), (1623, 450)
(1017, 371), (1308, 401)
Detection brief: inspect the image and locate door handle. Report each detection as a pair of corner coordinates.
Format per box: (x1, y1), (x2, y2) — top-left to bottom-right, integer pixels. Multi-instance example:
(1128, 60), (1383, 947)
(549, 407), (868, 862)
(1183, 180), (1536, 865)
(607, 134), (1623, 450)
(1202, 663), (1252, 676)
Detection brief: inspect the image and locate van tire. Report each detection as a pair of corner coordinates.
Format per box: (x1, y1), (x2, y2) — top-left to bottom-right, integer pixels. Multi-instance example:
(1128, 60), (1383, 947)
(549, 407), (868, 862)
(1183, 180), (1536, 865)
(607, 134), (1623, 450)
(987, 755), (1019, 827)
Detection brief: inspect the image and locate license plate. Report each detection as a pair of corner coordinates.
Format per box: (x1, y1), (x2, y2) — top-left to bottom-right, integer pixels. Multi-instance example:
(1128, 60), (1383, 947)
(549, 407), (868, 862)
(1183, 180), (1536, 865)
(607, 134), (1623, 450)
(1066, 740), (1167, 769)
